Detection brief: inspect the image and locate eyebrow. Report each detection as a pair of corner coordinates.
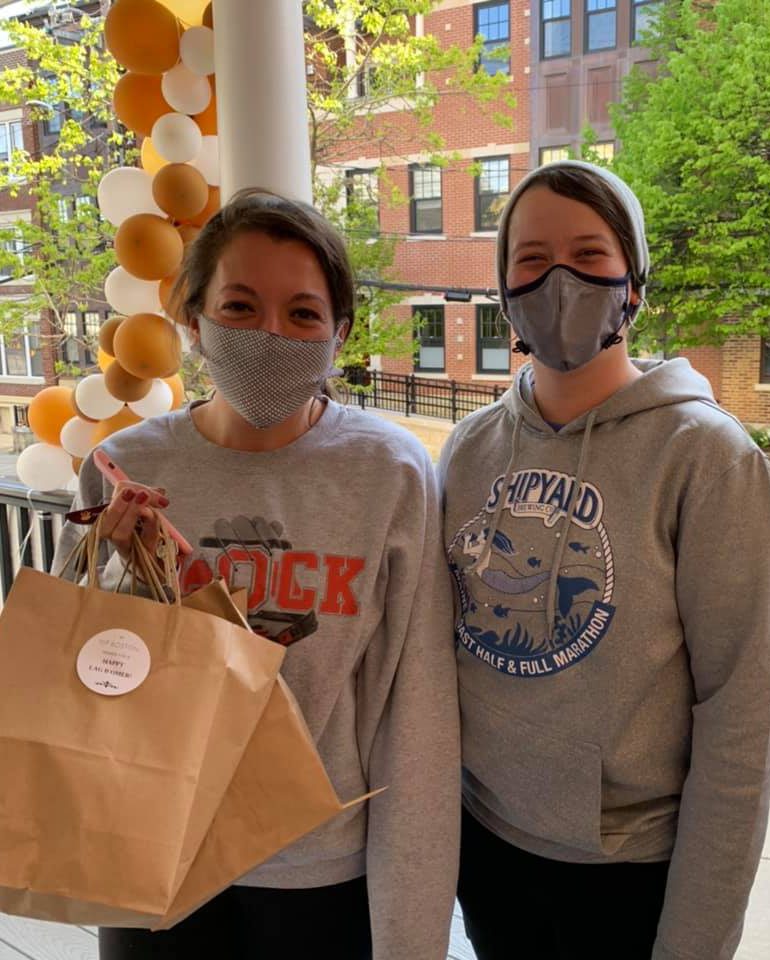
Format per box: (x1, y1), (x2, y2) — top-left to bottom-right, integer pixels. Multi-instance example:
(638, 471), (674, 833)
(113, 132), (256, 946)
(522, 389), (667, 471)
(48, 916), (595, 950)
(219, 285), (328, 306)
(512, 233), (611, 252)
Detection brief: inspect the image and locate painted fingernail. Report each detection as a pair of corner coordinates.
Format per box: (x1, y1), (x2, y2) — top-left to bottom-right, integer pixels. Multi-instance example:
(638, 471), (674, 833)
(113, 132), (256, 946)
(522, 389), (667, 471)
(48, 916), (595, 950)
(122, 489), (135, 502)
(158, 496), (170, 508)
(135, 491), (148, 505)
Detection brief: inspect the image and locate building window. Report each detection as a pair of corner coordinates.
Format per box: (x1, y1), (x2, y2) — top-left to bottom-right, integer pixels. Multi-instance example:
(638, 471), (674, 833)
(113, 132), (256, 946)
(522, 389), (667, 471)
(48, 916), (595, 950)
(475, 1), (510, 75)
(475, 157), (510, 231)
(62, 311), (80, 365)
(43, 105), (64, 136)
(592, 141), (615, 161)
(542, 0), (571, 59)
(761, 341), (770, 384)
(0, 323), (43, 378)
(540, 145), (570, 164)
(345, 168), (379, 235)
(410, 164), (442, 234)
(586, 0), (616, 52)
(0, 229), (25, 281)
(413, 305), (445, 372)
(13, 404), (29, 428)
(477, 304), (510, 373)
(0, 119), (23, 165)
(632, 0), (660, 42)
(84, 311), (100, 365)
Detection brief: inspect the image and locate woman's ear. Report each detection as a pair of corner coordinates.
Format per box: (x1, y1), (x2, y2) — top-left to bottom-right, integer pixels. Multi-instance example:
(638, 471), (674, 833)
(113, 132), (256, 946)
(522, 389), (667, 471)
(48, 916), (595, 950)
(188, 314), (201, 349)
(334, 320), (350, 350)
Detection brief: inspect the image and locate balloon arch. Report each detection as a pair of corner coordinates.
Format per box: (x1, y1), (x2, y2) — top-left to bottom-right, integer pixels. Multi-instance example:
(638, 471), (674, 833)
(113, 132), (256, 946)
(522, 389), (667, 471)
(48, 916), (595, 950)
(19, 0), (218, 491)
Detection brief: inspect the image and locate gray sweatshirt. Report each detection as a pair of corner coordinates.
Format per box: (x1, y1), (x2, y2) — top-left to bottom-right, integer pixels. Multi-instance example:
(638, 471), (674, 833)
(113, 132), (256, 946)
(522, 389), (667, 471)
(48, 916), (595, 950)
(54, 400), (460, 960)
(438, 358), (770, 960)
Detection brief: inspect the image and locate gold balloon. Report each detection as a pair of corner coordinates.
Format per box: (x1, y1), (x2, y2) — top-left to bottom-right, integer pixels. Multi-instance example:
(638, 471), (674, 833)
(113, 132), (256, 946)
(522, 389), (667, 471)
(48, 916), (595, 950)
(113, 73), (172, 137)
(104, 0), (181, 75)
(194, 78), (217, 135)
(157, 0), (208, 25)
(202, 2), (213, 28)
(104, 360), (154, 403)
(141, 137), (169, 177)
(115, 213), (184, 281)
(28, 386), (76, 446)
(113, 312), (183, 379)
(164, 373), (186, 410)
(92, 407), (143, 444)
(185, 185), (220, 227)
(97, 347), (115, 373)
(152, 163), (209, 221)
(98, 316), (124, 357)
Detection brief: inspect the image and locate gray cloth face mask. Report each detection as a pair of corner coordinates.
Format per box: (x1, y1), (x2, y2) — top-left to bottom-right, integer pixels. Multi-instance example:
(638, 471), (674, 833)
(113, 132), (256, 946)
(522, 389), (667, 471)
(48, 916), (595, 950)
(504, 264), (633, 372)
(197, 316), (339, 428)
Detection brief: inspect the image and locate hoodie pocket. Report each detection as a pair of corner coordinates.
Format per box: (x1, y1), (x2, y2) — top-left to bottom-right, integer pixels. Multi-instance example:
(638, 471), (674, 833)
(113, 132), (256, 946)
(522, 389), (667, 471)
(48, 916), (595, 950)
(460, 681), (604, 855)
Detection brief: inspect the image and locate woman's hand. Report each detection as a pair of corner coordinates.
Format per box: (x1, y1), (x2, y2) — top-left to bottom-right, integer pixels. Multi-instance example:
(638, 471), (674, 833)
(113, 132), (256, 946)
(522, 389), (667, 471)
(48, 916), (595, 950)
(100, 481), (170, 562)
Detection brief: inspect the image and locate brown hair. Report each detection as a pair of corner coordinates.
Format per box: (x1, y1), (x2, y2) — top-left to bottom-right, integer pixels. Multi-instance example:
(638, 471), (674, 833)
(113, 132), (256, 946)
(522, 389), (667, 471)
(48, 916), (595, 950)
(497, 167), (641, 299)
(175, 187), (356, 336)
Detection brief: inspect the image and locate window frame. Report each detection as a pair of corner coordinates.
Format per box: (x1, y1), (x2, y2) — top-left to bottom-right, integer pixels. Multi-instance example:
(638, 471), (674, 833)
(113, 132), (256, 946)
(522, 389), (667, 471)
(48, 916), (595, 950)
(631, 0), (660, 43)
(760, 340), (770, 384)
(476, 303), (511, 374)
(475, 155), (510, 232)
(584, 0), (617, 53)
(0, 322), (43, 379)
(345, 167), (380, 236)
(409, 164), (443, 235)
(539, 144), (570, 165)
(541, 0), (572, 60)
(474, 0), (511, 76)
(413, 304), (446, 373)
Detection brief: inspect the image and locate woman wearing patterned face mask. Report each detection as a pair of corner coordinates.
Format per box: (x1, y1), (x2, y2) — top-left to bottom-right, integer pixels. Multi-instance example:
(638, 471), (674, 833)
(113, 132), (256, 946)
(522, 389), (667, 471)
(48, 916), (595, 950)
(53, 189), (460, 960)
(439, 160), (770, 960)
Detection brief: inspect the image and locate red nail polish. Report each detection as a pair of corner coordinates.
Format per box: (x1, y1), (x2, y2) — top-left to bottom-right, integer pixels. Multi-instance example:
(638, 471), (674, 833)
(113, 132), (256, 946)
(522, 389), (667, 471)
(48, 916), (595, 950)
(135, 491), (148, 505)
(158, 496), (170, 508)
(122, 489), (135, 502)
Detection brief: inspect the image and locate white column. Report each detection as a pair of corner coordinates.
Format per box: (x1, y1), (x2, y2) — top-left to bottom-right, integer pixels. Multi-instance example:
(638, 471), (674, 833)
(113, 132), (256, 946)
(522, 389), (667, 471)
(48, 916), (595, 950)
(212, 0), (312, 204)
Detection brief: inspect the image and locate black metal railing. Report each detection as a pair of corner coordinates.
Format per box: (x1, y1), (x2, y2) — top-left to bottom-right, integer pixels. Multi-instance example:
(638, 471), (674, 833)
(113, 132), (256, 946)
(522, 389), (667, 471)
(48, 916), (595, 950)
(0, 480), (70, 602)
(350, 370), (505, 423)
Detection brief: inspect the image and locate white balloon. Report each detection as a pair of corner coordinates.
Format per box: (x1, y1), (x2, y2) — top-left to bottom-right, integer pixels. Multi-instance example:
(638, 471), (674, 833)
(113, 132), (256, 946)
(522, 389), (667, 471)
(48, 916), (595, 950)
(190, 135), (219, 186)
(180, 26), (215, 76)
(60, 417), (97, 459)
(151, 113), (203, 163)
(105, 267), (162, 316)
(128, 379), (174, 419)
(17, 443), (74, 492)
(75, 375), (124, 421)
(97, 167), (163, 227)
(161, 63), (211, 115)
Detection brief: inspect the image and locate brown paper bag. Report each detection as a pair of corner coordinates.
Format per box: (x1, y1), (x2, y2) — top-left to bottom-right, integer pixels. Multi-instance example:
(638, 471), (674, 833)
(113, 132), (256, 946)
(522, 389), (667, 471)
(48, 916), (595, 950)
(0, 565), (285, 927)
(149, 581), (378, 930)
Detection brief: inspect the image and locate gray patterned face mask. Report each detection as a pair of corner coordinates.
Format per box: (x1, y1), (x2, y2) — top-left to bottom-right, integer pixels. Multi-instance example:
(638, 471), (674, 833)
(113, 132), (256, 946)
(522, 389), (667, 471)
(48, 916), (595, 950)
(505, 264), (633, 373)
(197, 316), (339, 428)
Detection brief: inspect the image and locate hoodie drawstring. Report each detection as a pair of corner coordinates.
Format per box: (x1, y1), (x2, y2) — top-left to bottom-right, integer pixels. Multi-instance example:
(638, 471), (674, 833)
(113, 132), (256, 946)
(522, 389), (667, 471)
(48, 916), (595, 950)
(471, 414), (524, 574)
(544, 409), (598, 640)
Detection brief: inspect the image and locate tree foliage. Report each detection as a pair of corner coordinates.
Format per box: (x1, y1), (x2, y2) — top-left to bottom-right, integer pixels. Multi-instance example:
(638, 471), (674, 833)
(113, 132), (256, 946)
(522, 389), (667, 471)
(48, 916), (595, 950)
(611, 0), (770, 351)
(0, 14), (122, 355)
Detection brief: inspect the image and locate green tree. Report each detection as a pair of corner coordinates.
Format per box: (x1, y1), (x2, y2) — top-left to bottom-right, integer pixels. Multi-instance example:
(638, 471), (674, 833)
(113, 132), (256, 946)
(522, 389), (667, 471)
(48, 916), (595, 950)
(305, 0), (515, 369)
(611, 0), (770, 352)
(0, 12), (123, 364)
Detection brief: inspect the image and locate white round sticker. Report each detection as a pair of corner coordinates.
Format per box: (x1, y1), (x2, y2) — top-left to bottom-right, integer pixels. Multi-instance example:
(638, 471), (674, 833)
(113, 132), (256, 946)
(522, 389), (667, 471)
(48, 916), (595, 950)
(76, 628), (151, 697)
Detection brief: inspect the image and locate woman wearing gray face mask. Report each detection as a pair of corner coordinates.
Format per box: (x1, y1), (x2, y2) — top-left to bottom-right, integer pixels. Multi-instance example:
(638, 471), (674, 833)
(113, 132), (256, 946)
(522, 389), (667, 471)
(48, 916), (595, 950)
(439, 160), (770, 960)
(53, 189), (461, 960)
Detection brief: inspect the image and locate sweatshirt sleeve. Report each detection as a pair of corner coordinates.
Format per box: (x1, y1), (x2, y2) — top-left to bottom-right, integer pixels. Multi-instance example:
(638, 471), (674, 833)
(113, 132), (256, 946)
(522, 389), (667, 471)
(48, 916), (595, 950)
(356, 450), (461, 960)
(653, 447), (770, 960)
(51, 451), (133, 590)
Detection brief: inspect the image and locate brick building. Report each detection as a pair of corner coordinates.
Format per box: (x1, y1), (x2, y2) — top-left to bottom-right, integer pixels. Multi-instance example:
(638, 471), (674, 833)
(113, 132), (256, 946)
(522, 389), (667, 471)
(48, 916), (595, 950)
(328, 0), (769, 425)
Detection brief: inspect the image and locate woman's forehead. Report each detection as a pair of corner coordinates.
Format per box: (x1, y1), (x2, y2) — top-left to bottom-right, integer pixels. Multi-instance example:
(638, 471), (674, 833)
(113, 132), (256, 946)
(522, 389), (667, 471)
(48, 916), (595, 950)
(507, 186), (615, 245)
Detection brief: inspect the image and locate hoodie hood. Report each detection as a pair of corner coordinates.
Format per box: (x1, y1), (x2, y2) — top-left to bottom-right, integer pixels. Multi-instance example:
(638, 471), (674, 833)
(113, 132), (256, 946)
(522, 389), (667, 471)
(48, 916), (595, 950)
(503, 357), (717, 434)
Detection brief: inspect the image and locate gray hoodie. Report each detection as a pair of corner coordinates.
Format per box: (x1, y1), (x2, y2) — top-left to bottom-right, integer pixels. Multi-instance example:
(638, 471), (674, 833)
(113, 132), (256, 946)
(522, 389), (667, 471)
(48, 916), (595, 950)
(54, 400), (460, 960)
(438, 358), (770, 960)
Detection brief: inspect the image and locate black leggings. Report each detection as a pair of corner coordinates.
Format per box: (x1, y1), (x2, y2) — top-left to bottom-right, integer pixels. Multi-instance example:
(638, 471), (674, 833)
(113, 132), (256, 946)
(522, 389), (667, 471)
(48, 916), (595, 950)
(458, 808), (670, 960)
(98, 876), (372, 960)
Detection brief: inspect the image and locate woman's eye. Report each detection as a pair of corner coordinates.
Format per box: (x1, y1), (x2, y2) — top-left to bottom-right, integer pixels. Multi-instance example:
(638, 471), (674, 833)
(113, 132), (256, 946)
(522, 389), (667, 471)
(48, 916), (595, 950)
(221, 300), (253, 313)
(578, 249), (604, 258)
(517, 254), (544, 264)
(291, 307), (324, 322)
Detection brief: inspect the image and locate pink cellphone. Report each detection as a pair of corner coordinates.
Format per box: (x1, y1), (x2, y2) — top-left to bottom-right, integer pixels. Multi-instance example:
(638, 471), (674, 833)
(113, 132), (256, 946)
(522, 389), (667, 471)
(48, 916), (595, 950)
(93, 448), (193, 555)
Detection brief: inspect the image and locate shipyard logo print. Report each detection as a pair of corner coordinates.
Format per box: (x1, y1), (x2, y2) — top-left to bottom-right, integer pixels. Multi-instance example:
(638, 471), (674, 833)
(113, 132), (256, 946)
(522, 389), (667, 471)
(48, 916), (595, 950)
(449, 468), (615, 678)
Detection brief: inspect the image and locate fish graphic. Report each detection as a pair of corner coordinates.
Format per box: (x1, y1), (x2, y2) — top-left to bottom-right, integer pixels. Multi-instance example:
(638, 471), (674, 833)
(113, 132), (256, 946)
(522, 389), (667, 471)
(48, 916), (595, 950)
(527, 557), (542, 569)
(569, 542), (590, 555)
